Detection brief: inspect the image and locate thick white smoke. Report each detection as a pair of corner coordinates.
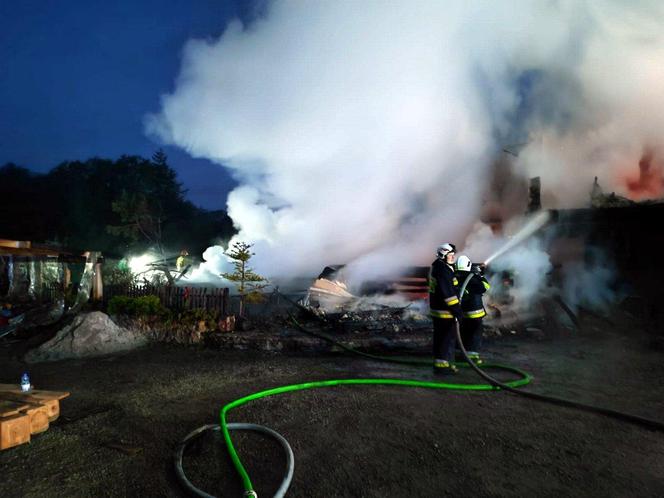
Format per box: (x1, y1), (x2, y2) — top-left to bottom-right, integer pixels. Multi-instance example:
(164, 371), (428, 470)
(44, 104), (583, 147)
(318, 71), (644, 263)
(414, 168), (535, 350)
(187, 245), (233, 284)
(561, 248), (618, 313)
(147, 0), (664, 281)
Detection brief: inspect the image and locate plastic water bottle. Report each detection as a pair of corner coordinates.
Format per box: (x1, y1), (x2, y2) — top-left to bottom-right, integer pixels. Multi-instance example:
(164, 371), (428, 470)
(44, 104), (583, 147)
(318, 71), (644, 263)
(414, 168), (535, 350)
(20, 372), (31, 392)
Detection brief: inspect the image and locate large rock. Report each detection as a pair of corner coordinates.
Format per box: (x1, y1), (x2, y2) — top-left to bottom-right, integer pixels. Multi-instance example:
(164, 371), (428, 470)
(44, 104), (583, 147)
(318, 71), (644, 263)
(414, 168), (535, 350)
(25, 311), (148, 362)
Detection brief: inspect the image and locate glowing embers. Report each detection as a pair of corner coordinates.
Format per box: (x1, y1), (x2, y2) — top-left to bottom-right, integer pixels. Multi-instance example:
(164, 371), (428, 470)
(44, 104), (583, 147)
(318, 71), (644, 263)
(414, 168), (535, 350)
(625, 148), (664, 200)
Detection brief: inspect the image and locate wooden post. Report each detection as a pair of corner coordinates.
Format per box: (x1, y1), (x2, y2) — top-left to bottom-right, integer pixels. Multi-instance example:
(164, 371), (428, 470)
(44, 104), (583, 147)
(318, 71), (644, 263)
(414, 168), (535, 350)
(33, 260), (44, 302)
(527, 176), (542, 213)
(92, 261), (103, 302)
(222, 288), (229, 316)
(62, 263), (71, 291)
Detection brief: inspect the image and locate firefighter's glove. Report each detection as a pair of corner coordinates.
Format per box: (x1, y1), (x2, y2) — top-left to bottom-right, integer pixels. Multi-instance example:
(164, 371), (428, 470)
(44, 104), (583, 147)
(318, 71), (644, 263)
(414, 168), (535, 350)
(471, 264), (483, 276)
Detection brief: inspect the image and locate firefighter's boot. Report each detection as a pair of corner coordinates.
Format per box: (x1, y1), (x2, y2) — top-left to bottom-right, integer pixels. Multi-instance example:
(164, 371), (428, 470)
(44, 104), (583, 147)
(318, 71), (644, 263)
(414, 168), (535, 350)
(455, 350), (483, 366)
(433, 359), (458, 375)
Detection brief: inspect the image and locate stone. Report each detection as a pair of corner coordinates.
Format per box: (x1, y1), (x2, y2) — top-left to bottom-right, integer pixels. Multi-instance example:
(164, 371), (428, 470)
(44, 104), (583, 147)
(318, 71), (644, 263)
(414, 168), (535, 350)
(24, 312), (148, 363)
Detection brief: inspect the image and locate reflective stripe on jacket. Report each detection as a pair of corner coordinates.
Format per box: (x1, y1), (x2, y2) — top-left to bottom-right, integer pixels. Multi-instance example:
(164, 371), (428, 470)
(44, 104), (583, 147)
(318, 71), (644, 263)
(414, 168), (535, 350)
(430, 309), (454, 319)
(455, 270), (490, 320)
(463, 308), (487, 319)
(429, 258), (461, 320)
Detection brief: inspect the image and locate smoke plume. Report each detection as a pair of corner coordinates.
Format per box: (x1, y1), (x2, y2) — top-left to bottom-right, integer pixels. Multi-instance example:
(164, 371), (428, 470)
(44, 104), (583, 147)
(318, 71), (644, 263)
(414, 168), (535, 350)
(147, 0), (664, 280)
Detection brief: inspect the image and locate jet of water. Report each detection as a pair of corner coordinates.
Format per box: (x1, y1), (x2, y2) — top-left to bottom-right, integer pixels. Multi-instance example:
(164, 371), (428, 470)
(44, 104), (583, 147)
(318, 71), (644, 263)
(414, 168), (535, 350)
(483, 211), (551, 266)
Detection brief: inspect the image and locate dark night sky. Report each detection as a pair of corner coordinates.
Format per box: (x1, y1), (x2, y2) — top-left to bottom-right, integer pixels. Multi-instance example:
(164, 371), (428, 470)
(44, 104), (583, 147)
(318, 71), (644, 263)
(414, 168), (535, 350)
(0, 1), (253, 210)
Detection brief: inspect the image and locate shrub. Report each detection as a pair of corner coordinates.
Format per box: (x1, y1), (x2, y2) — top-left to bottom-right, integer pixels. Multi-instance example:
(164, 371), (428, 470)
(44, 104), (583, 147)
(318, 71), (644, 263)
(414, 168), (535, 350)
(108, 296), (132, 315)
(162, 308), (221, 330)
(108, 295), (164, 317)
(133, 295), (163, 316)
(103, 265), (136, 287)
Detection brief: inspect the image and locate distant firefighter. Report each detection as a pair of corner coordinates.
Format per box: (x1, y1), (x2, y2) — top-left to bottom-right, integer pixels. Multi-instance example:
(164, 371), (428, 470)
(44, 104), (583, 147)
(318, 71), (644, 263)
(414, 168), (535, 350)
(176, 250), (189, 272)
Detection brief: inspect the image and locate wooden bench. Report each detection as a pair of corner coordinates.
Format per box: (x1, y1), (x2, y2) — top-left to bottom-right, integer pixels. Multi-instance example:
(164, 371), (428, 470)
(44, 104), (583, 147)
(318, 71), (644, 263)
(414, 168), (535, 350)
(0, 384), (70, 450)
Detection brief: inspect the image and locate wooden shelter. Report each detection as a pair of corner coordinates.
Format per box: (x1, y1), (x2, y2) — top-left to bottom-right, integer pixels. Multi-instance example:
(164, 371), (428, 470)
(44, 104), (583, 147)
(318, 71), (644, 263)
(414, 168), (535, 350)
(0, 239), (99, 302)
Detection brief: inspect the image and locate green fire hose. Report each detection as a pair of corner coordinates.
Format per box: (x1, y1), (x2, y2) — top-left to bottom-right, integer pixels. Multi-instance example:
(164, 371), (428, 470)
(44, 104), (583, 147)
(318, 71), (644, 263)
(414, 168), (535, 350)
(174, 335), (529, 497)
(219, 370), (531, 497)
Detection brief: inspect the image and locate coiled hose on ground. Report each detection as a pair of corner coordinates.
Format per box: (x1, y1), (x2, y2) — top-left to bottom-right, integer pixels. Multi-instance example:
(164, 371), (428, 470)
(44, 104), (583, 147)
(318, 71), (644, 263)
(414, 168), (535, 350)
(175, 281), (664, 498)
(175, 343), (530, 497)
(175, 423), (294, 498)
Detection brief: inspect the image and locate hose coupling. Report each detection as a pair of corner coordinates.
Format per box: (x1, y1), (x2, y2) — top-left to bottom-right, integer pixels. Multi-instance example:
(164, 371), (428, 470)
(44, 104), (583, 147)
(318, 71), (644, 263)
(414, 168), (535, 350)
(244, 491), (258, 498)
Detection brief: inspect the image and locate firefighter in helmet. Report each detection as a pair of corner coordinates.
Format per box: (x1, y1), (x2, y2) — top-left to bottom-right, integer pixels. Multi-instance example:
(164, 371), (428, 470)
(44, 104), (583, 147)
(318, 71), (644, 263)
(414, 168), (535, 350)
(176, 250), (189, 272)
(429, 243), (463, 374)
(455, 255), (490, 365)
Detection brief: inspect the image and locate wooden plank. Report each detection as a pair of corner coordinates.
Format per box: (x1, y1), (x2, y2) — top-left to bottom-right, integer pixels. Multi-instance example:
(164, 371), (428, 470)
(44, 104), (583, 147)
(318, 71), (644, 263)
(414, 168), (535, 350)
(0, 392), (60, 424)
(0, 392), (43, 407)
(24, 405), (50, 434)
(40, 399), (60, 422)
(0, 387), (67, 424)
(0, 413), (31, 450)
(12, 397), (59, 422)
(0, 385), (70, 401)
(391, 284), (428, 291)
(0, 399), (29, 418)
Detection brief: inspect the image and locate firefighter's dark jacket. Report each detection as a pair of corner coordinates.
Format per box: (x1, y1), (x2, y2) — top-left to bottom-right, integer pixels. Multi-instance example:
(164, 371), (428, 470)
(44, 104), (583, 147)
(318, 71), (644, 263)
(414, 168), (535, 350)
(429, 258), (462, 320)
(455, 270), (491, 319)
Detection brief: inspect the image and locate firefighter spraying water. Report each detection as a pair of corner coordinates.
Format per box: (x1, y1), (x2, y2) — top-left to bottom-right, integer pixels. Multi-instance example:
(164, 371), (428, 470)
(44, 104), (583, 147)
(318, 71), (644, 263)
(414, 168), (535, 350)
(427, 211), (549, 375)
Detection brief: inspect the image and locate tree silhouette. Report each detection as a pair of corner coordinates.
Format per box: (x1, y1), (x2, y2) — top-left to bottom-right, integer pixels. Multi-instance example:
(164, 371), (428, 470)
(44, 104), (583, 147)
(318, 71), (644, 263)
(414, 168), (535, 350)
(0, 153), (236, 258)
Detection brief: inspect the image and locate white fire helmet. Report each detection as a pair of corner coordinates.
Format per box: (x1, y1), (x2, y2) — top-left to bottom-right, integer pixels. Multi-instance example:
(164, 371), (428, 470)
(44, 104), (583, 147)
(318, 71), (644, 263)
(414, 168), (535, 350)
(436, 243), (456, 258)
(456, 255), (472, 272)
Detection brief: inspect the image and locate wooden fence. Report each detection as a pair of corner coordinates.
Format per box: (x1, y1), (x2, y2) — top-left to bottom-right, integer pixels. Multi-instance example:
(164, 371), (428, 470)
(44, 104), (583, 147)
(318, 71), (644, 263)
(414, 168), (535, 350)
(35, 283), (305, 318)
(104, 284), (230, 314)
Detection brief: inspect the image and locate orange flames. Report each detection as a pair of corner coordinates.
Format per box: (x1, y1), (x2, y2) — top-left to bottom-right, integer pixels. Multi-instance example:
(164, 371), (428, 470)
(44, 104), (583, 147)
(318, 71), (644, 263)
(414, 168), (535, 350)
(623, 149), (664, 200)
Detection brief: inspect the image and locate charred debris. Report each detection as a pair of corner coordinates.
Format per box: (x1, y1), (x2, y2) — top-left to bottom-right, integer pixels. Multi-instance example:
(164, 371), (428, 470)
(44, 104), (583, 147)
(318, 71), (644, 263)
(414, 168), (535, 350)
(296, 262), (574, 340)
(297, 265), (430, 335)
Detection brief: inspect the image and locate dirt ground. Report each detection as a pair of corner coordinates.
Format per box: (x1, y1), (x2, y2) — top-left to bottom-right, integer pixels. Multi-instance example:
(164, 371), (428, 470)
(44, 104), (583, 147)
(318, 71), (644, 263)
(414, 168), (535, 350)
(1, 311), (664, 498)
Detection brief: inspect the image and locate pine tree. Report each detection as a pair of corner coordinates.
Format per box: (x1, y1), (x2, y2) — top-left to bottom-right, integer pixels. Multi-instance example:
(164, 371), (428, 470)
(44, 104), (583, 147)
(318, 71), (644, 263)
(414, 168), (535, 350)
(151, 148), (168, 167)
(221, 242), (268, 318)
